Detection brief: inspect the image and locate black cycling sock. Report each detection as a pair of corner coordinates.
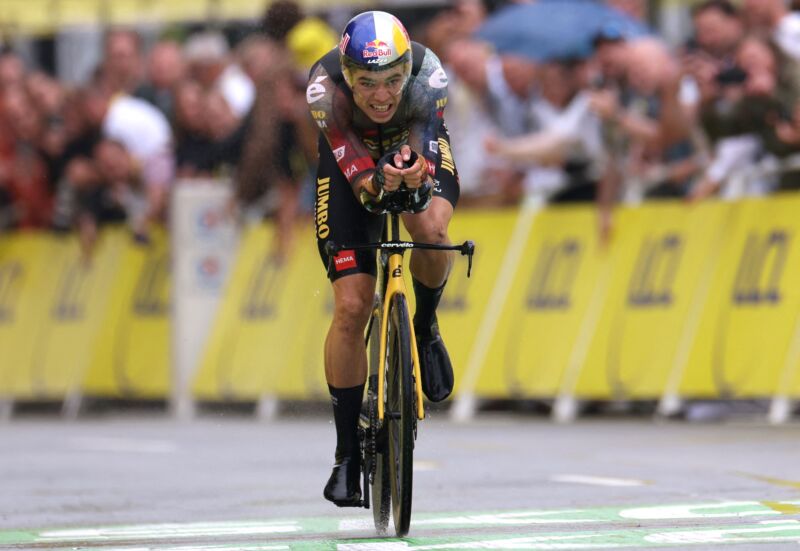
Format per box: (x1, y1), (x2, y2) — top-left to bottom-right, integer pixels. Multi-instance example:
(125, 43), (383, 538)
(413, 278), (447, 337)
(328, 384), (364, 460)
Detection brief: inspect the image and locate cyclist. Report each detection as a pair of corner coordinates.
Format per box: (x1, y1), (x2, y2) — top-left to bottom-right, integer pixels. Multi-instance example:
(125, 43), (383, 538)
(307, 10), (460, 506)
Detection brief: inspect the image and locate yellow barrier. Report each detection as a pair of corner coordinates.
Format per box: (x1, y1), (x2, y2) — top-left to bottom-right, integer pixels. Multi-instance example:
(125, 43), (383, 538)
(3, 195), (800, 407)
(83, 228), (171, 399)
(193, 223), (331, 401)
(681, 196), (800, 398)
(575, 201), (730, 399)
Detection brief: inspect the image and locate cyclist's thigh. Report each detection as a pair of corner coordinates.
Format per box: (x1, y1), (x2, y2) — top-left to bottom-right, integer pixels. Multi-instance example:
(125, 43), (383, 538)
(315, 135), (384, 282)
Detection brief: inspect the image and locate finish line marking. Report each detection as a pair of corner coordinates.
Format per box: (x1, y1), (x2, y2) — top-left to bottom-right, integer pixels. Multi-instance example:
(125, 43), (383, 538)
(2, 499), (800, 549)
(550, 474), (648, 487)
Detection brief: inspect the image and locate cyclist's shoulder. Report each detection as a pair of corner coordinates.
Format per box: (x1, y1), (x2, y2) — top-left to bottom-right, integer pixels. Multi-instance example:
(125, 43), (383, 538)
(308, 47), (343, 85)
(408, 43), (449, 98)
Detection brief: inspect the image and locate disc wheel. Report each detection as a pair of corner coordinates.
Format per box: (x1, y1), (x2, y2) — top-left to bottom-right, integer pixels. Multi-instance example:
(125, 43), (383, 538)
(386, 293), (415, 537)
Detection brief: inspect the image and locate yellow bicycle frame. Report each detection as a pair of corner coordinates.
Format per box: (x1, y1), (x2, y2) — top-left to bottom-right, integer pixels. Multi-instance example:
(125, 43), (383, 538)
(377, 251), (425, 422)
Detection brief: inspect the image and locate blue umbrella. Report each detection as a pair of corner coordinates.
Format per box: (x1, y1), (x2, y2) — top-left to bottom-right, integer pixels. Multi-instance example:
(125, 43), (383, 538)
(475, 0), (649, 62)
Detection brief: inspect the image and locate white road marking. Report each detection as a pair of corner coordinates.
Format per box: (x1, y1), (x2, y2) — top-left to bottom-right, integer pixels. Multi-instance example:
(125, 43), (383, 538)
(619, 501), (795, 520)
(39, 521), (299, 540)
(551, 474), (647, 487)
(68, 437), (177, 454)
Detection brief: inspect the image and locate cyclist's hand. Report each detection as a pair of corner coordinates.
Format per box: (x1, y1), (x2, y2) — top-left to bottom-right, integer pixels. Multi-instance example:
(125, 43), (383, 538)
(376, 153), (404, 193)
(399, 146), (429, 189)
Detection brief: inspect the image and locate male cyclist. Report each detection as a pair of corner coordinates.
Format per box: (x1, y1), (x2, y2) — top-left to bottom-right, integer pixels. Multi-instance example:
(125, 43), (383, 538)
(307, 11), (460, 506)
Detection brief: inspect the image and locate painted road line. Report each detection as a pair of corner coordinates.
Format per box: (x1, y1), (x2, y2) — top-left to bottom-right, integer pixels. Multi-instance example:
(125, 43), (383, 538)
(44, 520), (800, 550)
(4, 500), (800, 547)
(550, 475), (648, 487)
(68, 437), (178, 454)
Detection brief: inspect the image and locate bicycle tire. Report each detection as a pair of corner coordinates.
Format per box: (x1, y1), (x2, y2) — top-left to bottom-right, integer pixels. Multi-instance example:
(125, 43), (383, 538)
(366, 296), (390, 533)
(386, 293), (415, 537)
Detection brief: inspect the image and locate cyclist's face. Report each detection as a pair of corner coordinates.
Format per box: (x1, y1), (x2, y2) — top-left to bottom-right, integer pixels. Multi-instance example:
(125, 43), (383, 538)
(350, 67), (405, 123)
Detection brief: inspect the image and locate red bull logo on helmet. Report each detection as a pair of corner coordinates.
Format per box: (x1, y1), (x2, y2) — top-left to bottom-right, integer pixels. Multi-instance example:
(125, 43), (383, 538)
(363, 39), (392, 58)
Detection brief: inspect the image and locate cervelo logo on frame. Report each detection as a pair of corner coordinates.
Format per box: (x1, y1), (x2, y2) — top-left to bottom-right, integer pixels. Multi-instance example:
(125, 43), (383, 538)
(334, 250), (357, 271)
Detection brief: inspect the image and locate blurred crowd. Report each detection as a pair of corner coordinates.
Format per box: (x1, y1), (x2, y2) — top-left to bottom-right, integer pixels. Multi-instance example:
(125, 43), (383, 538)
(4, 0), (800, 251)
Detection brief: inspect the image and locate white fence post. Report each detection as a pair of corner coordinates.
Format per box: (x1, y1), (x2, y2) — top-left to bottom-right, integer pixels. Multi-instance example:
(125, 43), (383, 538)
(170, 180), (238, 420)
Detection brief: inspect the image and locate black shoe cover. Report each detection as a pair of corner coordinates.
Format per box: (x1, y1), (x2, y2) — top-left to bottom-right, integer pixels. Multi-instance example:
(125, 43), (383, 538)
(323, 456), (362, 507)
(416, 330), (454, 402)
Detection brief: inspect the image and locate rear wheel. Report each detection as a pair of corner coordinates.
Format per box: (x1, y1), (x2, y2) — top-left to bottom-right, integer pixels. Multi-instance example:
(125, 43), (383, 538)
(386, 293), (415, 537)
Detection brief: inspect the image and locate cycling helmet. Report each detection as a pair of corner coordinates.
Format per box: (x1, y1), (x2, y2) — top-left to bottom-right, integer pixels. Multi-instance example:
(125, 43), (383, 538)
(339, 11), (412, 91)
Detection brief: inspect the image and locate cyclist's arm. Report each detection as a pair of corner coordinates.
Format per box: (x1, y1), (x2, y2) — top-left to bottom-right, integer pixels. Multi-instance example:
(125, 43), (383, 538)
(405, 49), (449, 180)
(306, 64), (379, 198)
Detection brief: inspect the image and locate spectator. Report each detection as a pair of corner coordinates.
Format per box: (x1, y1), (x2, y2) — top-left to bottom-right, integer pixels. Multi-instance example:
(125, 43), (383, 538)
(485, 59), (605, 203)
(81, 80), (174, 239)
(184, 31), (255, 120)
(261, 0), (338, 73)
(0, 51), (25, 92)
(102, 28), (146, 95)
(690, 37), (788, 200)
(0, 85), (53, 229)
(591, 35), (695, 199)
(138, 39), (187, 121)
(173, 79), (217, 178)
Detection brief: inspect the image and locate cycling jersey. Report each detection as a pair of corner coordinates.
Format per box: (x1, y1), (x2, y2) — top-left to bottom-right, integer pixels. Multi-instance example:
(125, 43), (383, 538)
(307, 42), (452, 188)
(307, 41), (459, 281)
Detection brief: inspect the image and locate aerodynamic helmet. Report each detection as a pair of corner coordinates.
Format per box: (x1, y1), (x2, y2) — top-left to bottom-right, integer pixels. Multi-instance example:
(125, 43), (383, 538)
(339, 11), (413, 91)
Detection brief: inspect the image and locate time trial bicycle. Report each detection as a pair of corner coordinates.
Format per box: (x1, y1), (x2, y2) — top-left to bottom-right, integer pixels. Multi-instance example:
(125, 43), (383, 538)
(325, 187), (474, 537)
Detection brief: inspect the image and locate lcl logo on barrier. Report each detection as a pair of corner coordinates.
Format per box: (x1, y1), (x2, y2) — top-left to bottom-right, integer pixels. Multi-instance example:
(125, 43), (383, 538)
(731, 230), (790, 305)
(52, 260), (90, 321)
(133, 250), (170, 316)
(241, 254), (284, 320)
(627, 234), (683, 308)
(526, 239), (581, 311)
(0, 262), (22, 323)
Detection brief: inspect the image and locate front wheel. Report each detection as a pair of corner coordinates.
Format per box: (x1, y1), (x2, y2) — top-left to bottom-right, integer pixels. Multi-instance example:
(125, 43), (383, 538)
(366, 297), (390, 533)
(386, 293), (415, 537)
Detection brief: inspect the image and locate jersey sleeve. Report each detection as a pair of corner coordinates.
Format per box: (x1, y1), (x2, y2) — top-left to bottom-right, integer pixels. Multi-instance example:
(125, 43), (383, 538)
(306, 63), (375, 186)
(405, 48), (449, 176)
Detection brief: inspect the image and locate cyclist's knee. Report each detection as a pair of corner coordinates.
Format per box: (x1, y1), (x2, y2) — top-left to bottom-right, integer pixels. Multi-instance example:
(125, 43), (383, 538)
(409, 219), (449, 245)
(405, 202), (452, 244)
(333, 289), (373, 333)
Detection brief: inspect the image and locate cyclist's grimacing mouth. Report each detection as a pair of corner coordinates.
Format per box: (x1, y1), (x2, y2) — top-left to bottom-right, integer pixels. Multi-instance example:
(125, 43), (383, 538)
(350, 67), (406, 123)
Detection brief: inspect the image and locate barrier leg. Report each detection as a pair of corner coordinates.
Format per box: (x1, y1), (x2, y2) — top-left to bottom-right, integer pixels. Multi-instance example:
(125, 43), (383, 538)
(257, 394), (279, 421)
(0, 399), (12, 422)
(61, 391), (83, 421)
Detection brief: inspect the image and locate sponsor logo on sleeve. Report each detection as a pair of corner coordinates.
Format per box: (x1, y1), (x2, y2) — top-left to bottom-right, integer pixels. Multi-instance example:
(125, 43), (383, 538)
(333, 146), (346, 161)
(429, 68), (448, 89)
(429, 140), (439, 154)
(334, 250), (357, 272)
(306, 76), (327, 104)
